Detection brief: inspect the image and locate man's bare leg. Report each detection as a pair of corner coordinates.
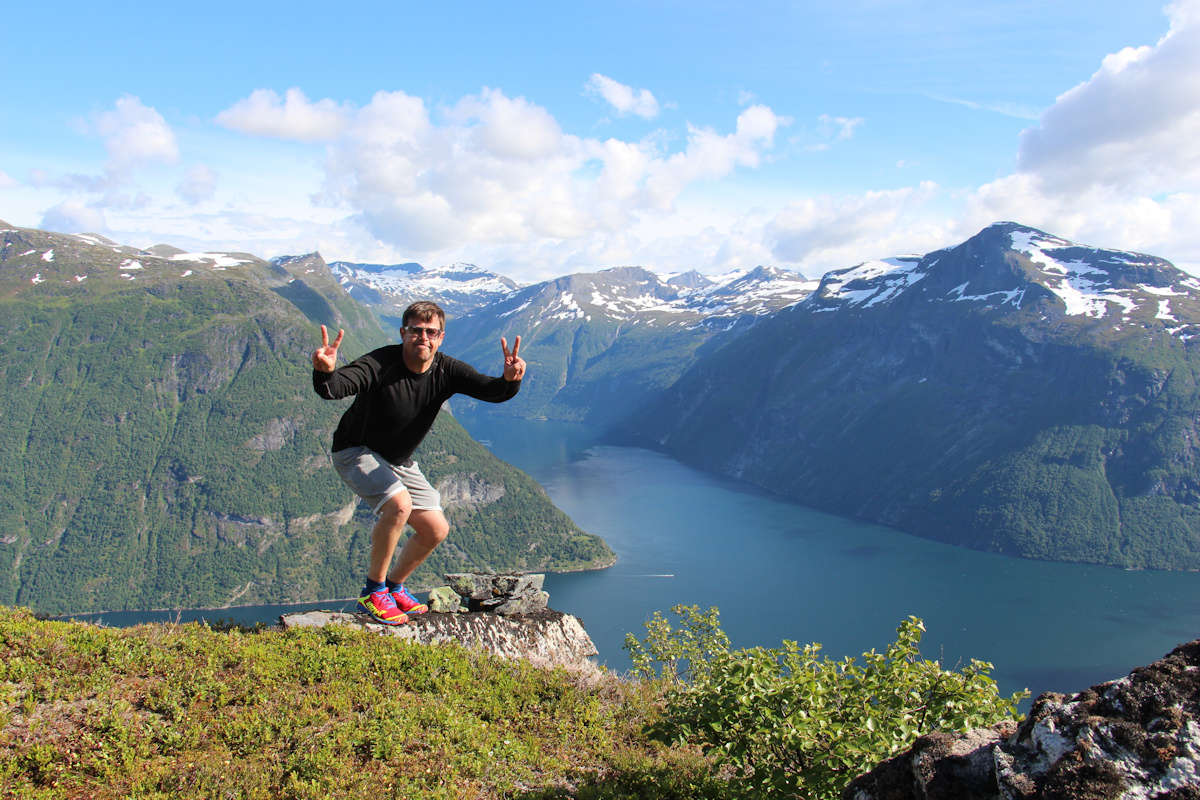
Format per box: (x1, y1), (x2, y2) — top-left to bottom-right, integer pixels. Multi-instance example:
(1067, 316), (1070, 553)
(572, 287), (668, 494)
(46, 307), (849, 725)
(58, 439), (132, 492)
(367, 491), (413, 583)
(387, 508), (449, 586)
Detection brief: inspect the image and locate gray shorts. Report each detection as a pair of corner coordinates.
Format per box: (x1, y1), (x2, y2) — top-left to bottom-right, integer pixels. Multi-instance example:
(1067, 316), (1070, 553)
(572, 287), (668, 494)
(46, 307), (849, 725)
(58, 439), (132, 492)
(330, 446), (442, 514)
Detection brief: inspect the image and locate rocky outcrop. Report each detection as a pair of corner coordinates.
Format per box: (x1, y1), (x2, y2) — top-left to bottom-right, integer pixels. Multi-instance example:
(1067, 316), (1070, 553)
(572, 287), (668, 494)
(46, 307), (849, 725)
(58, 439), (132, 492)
(436, 473), (505, 514)
(279, 606), (598, 679)
(844, 639), (1200, 799)
(445, 572), (549, 615)
(279, 572), (596, 679)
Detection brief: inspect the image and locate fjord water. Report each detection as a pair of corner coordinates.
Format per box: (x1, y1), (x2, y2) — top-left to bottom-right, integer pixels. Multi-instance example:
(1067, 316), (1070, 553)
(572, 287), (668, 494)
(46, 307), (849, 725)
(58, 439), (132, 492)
(455, 411), (1200, 702)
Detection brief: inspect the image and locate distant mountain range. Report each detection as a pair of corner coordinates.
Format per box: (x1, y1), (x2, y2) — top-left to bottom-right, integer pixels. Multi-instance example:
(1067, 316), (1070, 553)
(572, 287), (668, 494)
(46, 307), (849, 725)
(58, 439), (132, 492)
(323, 259), (519, 328)
(330, 258), (815, 424)
(625, 222), (1200, 569)
(319, 222), (1200, 569)
(11, 216), (1200, 577)
(0, 222), (611, 615)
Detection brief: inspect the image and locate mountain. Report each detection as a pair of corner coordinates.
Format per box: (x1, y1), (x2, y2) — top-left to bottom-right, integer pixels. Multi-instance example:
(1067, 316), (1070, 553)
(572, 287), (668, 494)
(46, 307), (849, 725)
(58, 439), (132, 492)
(323, 259), (519, 331)
(0, 224), (612, 615)
(441, 264), (817, 424)
(624, 222), (1200, 569)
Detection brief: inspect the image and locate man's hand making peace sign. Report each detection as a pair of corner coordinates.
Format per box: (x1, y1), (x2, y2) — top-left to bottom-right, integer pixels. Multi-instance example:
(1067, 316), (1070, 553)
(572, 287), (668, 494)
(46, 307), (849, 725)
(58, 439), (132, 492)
(501, 336), (525, 382)
(313, 325), (344, 373)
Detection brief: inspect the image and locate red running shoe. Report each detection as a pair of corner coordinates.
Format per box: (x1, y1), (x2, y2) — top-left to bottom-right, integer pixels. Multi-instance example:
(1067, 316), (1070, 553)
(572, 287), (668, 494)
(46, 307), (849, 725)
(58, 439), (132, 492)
(357, 589), (409, 625)
(390, 585), (429, 615)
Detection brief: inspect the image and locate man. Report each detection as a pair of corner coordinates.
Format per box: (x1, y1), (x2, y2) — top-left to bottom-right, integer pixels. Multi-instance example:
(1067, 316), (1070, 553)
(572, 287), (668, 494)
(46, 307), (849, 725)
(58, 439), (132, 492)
(312, 300), (526, 625)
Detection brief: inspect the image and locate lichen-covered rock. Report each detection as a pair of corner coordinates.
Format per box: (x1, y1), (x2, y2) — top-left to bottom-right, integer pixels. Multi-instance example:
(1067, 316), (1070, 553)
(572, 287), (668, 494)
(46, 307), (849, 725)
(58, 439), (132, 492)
(489, 590), (550, 616)
(445, 572), (544, 600)
(844, 640), (1200, 800)
(426, 585), (464, 613)
(279, 607), (599, 678)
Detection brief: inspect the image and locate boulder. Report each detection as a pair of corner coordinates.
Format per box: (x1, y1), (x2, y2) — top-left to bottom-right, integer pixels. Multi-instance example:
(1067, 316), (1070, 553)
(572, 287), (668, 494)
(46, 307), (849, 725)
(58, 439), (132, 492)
(426, 585), (465, 613)
(445, 572), (548, 616)
(844, 639), (1200, 800)
(279, 607), (599, 678)
(445, 572), (544, 600)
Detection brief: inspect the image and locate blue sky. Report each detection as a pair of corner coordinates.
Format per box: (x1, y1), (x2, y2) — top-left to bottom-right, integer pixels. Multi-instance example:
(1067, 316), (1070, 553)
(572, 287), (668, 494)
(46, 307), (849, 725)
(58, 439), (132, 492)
(2, 1), (1196, 281)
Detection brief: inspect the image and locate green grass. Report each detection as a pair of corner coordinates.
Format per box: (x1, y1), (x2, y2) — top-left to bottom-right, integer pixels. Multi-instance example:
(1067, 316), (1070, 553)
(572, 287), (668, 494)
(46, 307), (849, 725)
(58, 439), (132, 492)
(0, 606), (725, 799)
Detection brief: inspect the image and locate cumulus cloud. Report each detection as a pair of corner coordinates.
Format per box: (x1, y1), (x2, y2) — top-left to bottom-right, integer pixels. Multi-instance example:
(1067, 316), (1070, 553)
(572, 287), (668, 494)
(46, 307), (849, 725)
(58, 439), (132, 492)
(642, 105), (788, 209)
(586, 74), (660, 119)
(313, 88), (786, 256)
(40, 200), (107, 234)
(1015, 2), (1200, 195)
(216, 88), (352, 142)
(93, 96), (179, 175)
(953, 0), (1200, 270)
(176, 164), (218, 204)
(22, 96), (180, 200)
(0, 169), (17, 189)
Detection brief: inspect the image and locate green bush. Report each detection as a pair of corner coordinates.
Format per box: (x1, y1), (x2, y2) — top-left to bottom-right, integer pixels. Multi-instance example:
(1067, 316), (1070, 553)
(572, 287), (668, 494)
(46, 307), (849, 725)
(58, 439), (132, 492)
(627, 607), (1026, 800)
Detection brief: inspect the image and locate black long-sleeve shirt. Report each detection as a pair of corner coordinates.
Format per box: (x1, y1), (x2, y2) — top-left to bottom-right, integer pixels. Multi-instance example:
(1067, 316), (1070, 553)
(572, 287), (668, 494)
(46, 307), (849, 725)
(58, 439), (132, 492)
(313, 346), (520, 465)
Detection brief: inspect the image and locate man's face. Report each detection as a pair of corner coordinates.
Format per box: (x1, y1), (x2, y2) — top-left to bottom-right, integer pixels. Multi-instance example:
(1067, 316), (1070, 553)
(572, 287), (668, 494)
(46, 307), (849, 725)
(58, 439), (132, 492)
(401, 317), (445, 360)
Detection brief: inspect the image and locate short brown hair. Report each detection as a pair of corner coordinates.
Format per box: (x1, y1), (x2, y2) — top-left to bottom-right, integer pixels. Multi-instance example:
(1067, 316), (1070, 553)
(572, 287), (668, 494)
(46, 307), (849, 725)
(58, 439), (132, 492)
(402, 301), (446, 329)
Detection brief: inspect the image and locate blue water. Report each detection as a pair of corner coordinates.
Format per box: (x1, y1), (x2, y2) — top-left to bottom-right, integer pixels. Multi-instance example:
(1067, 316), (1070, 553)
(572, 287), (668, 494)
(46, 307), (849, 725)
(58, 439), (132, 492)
(63, 411), (1200, 707)
(456, 412), (1200, 704)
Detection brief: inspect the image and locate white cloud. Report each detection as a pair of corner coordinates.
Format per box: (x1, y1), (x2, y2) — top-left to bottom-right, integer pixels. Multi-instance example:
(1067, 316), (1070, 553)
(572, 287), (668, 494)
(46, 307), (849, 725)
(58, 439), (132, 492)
(176, 164), (218, 204)
(642, 105), (788, 209)
(817, 114), (864, 141)
(765, 182), (946, 270)
(1015, 2), (1200, 195)
(954, 0), (1200, 271)
(586, 74), (660, 119)
(314, 88), (786, 258)
(0, 170), (17, 189)
(40, 200), (107, 234)
(216, 88), (352, 142)
(93, 96), (179, 175)
(926, 94), (1041, 120)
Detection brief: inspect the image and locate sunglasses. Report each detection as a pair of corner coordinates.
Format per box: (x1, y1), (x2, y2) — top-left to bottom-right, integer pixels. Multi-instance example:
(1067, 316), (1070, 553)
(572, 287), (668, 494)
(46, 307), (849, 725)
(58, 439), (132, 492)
(404, 325), (444, 339)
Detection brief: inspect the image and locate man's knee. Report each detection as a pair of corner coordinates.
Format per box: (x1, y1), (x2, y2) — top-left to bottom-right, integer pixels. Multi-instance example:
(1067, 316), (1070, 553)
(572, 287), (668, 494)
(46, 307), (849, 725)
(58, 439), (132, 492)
(379, 491), (412, 520)
(414, 512), (449, 544)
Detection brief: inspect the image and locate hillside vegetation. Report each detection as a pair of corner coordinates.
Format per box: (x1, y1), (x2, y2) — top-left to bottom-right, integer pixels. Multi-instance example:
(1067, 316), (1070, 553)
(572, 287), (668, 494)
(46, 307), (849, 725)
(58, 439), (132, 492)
(0, 605), (1022, 799)
(0, 226), (611, 615)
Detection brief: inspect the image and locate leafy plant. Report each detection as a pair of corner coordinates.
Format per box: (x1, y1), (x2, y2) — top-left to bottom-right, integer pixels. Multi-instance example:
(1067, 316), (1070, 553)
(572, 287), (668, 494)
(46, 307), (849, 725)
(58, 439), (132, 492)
(624, 604), (730, 683)
(628, 608), (1026, 800)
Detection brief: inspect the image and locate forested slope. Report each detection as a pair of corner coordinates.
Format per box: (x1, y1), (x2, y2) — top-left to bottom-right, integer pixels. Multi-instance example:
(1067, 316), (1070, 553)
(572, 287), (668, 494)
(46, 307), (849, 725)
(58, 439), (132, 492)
(0, 224), (611, 614)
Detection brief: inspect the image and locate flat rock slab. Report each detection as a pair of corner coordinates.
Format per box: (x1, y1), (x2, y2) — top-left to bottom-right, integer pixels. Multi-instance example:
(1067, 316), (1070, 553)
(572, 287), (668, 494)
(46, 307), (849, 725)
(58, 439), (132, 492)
(279, 607), (599, 673)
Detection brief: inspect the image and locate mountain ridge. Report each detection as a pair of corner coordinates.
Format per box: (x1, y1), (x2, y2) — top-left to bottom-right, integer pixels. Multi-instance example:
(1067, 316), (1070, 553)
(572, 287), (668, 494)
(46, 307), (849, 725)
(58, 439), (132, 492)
(622, 222), (1200, 569)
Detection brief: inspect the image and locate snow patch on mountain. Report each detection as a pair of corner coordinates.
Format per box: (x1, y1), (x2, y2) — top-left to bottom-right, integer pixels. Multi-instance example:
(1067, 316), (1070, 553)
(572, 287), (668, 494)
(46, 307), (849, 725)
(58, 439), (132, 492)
(1010, 229), (1146, 318)
(327, 260), (519, 315)
(171, 252), (252, 269)
(811, 256), (925, 309)
(458, 264), (815, 331)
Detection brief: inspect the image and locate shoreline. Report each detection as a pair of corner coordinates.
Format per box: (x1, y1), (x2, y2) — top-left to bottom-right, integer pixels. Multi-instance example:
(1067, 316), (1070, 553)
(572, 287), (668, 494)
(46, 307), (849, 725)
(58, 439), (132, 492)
(47, 557), (619, 621)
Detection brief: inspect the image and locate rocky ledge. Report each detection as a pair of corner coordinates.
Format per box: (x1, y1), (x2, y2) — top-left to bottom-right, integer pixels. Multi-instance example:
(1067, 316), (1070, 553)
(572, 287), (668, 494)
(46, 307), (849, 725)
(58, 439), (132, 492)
(279, 573), (599, 681)
(845, 639), (1200, 800)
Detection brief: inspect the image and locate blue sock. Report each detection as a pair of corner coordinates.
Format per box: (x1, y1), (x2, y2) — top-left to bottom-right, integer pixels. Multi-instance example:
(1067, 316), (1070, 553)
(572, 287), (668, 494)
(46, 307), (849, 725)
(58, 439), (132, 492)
(386, 579), (402, 592)
(363, 579), (386, 596)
